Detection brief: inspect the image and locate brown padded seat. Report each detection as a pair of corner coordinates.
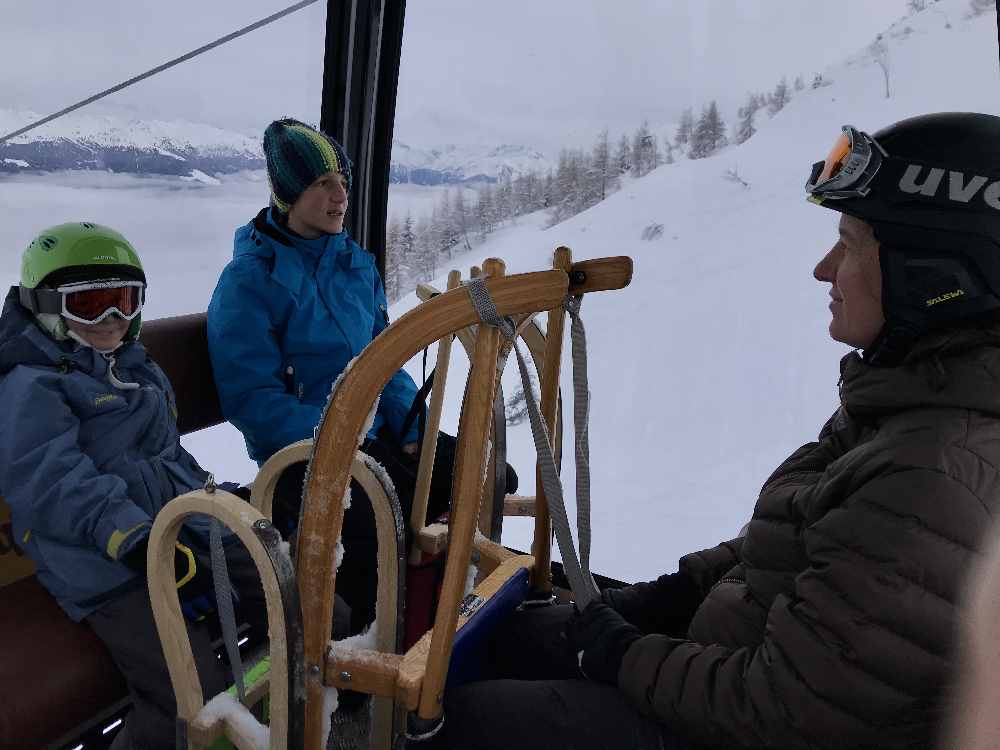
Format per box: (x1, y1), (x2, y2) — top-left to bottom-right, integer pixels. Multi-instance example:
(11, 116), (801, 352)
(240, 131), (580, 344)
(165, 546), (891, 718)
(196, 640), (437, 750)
(0, 313), (223, 749)
(142, 312), (225, 435)
(0, 576), (128, 749)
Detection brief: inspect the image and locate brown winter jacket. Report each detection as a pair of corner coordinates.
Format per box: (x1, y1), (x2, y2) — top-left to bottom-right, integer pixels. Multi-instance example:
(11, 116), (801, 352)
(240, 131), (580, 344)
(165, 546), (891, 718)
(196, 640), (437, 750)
(618, 324), (1000, 750)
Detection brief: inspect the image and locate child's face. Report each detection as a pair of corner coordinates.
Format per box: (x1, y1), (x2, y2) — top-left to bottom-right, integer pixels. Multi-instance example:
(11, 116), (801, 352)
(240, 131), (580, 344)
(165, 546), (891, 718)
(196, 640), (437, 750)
(65, 314), (130, 351)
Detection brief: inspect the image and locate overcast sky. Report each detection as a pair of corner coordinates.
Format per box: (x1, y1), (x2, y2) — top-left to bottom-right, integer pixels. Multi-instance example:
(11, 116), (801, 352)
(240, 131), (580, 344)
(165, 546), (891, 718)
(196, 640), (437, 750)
(1, 1), (908, 154)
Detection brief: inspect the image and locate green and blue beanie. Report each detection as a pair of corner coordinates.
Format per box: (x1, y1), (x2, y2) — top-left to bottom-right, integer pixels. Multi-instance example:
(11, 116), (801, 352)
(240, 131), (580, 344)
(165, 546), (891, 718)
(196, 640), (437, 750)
(262, 118), (353, 215)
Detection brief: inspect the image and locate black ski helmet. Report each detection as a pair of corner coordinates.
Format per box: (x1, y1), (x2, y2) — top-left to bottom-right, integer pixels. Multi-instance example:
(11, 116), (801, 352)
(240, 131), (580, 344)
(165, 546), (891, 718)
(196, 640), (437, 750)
(807, 112), (1000, 365)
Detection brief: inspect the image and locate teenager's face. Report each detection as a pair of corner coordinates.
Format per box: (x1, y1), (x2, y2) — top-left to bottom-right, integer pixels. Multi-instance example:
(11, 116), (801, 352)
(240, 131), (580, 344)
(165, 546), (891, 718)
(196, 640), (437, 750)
(813, 214), (885, 349)
(65, 314), (130, 351)
(287, 171), (349, 238)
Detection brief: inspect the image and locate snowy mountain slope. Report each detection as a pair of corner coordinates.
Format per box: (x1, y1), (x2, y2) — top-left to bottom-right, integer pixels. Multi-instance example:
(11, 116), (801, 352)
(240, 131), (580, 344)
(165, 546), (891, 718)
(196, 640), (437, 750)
(0, 0), (995, 583)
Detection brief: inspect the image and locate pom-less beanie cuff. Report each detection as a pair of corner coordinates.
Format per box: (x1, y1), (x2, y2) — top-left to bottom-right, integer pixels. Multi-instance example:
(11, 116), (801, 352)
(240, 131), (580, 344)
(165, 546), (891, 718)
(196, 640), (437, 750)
(263, 118), (353, 214)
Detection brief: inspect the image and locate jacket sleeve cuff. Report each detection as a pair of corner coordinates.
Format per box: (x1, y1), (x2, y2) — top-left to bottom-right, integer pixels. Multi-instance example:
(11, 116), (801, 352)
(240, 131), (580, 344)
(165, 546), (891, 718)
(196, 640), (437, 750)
(618, 634), (687, 718)
(98, 508), (153, 560)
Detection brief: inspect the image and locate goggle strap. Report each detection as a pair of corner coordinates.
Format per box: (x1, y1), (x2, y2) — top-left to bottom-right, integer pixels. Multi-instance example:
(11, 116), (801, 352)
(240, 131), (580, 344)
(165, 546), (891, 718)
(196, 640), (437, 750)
(20, 287), (64, 315)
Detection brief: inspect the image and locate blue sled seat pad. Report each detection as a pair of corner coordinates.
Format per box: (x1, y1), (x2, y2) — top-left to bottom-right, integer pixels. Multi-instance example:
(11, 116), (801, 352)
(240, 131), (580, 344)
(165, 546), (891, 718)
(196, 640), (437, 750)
(446, 566), (530, 689)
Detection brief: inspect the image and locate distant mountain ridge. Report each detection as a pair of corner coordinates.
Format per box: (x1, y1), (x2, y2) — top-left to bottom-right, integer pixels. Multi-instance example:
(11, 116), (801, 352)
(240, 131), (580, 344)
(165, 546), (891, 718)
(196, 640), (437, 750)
(389, 141), (550, 185)
(0, 109), (550, 185)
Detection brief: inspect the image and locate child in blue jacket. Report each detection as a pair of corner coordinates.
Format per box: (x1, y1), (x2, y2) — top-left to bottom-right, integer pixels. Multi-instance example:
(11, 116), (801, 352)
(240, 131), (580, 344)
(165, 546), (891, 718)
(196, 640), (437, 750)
(208, 119), (516, 631)
(0, 222), (349, 749)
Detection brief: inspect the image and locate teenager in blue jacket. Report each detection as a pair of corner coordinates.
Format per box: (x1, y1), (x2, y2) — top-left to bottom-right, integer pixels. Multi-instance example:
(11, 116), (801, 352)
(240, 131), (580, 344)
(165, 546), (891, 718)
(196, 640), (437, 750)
(208, 119), (516, 631)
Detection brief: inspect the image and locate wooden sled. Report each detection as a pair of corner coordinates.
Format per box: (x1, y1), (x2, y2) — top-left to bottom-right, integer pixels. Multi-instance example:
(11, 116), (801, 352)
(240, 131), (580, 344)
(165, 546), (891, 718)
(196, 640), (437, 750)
(293, 251), (631, 747)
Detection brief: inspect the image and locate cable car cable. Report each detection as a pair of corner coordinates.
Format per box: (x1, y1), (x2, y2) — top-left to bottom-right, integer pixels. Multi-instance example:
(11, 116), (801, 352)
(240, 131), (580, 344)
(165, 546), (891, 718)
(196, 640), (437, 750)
(0, 0), (321, 145)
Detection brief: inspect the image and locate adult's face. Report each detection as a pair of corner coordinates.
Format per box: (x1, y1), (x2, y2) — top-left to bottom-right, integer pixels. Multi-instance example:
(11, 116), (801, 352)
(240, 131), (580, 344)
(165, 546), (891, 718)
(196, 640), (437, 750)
(813, 214), (885, 350)
(287, 171), (349, 238)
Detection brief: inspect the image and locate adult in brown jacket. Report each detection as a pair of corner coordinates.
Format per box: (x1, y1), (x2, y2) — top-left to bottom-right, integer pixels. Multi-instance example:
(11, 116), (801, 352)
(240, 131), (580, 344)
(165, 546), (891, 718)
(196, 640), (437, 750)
(439, 112), (1000, 750)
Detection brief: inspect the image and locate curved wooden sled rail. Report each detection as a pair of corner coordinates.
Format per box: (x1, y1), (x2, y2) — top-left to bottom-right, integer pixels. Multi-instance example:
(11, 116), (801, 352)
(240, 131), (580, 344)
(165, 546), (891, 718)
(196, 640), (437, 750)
(250, 440), (405, 746)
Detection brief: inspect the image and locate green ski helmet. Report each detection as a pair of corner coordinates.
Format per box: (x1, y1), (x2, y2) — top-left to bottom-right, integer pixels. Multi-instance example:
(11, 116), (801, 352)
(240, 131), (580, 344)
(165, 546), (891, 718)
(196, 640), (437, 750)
(19, 222), (147, 340)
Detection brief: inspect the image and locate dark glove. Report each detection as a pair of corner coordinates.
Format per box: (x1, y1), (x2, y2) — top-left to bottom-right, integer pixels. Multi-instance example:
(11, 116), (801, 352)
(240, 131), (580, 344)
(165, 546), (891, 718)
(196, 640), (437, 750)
(564, 601), (642, 685)
(121, 537), (219, 622)
(601, 570), (702, 635)
(217, 481), (252, 502)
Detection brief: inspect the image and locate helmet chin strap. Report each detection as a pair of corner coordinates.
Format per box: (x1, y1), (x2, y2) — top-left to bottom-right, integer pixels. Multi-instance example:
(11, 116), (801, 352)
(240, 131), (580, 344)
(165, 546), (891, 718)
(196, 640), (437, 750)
(66, 329), (141, 390)
(66, 328), (119, 355)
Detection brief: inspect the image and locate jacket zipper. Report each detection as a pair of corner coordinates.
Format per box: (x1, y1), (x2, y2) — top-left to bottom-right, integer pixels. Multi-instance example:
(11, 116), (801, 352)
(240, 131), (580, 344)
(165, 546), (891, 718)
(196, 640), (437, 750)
(710, 573), (747, 593)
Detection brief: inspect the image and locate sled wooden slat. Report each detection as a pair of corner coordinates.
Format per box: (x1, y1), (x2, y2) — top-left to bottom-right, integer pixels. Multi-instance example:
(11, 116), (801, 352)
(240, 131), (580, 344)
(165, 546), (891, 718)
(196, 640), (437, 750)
(567, 256), (634, 295)
(325, 649), (404, 699)
(415, 257), (505, 719)
(473, 533), (519, 571)
(503, 494), (537, 516)
(416, 522), (450, 555)
(409, 270), (462, 565)
(297, 269), (568, 748)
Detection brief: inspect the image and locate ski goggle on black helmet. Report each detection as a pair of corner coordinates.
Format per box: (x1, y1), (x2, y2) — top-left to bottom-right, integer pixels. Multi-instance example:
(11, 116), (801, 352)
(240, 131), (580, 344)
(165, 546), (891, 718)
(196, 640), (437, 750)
(805, 126), (887, 200)
(805, 116), (1000, 218)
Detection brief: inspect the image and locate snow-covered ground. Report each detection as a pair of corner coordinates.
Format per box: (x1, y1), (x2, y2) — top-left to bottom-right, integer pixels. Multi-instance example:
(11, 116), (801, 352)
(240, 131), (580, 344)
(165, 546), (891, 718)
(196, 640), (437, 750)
(0, 0), (996, 583)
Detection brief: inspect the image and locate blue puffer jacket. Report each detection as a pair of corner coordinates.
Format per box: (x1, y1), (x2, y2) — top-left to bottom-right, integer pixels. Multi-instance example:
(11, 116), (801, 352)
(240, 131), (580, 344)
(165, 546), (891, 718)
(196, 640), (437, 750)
(207, 208), (420, 465)
(0, 288), (213, 621)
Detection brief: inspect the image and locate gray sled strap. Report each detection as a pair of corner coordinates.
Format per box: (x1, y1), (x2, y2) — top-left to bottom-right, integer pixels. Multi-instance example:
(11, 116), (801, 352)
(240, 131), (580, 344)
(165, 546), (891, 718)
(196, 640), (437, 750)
(465, 278), (600, 608)
(209, 513), (246, 703)
(565, 295), (593, 578)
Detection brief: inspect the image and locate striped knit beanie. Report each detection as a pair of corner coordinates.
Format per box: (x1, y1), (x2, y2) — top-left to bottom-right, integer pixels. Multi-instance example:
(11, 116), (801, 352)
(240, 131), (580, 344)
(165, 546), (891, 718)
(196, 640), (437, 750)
(262, 118), (353, 215)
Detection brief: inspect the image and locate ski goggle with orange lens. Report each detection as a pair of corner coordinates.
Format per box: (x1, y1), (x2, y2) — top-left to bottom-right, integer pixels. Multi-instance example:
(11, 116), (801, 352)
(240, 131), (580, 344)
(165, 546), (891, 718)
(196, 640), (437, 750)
(805, 125), (888, 201)
(54, 280), (145, 324)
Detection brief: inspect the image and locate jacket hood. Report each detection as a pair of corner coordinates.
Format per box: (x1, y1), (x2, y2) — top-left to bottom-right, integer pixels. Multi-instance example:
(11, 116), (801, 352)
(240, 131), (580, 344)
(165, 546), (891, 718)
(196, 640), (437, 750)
(0, 286), (145, 377)
(841, 321), (1000, 419)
